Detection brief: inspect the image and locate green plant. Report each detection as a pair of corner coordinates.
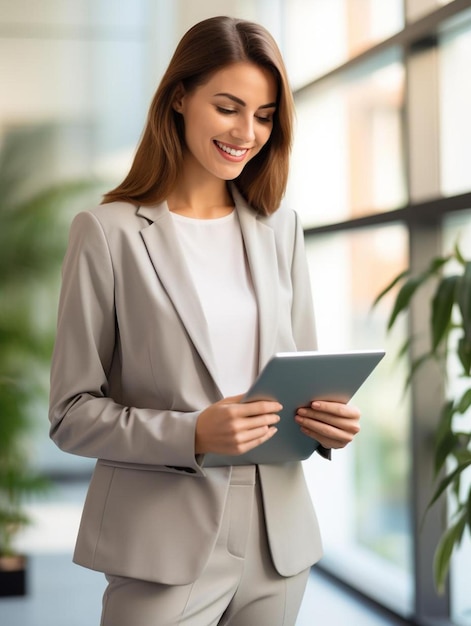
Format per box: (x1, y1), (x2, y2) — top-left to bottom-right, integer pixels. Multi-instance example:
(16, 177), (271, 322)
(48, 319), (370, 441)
(373, 244), (471, 593)
(0, 380), (51, 556)
(0, 125), (101, 558)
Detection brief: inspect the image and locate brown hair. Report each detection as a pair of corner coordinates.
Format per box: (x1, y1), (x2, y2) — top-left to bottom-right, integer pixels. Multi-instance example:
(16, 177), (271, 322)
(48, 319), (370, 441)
(102, 16), (294, 215)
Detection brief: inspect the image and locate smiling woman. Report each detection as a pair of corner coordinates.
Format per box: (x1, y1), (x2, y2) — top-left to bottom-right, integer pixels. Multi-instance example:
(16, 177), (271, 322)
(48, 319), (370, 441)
(49, 15), (362, 626)
(169, 61), (277, 213)
(102, 16), (294, 216)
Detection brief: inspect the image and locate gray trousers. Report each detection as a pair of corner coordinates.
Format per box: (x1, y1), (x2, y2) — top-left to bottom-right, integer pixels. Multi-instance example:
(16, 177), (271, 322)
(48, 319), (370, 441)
(101, 465), (310, 626)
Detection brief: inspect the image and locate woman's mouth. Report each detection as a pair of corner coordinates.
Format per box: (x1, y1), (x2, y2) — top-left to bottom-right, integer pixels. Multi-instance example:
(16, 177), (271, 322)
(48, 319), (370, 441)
(214, 140), (249, 161)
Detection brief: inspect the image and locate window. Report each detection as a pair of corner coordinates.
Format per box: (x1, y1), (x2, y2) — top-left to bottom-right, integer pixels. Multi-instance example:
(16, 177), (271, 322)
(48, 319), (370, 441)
(302, 225), (413, 613)
(286, 0), (471, 622)
(288, 51), (405, 228)
(439, 10), (471, 196)
(283, 0), (404, 88)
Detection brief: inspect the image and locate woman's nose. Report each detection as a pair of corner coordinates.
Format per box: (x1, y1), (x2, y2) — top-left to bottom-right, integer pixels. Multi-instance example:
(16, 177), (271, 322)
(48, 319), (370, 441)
(231, 116), (255, 143)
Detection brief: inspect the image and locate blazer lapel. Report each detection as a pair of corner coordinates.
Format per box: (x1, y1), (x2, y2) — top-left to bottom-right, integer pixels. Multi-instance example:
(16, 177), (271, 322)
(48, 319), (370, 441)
(137, 189), (280, 389)
(233, 188), (279, 372)
(137, 203), (223, 397)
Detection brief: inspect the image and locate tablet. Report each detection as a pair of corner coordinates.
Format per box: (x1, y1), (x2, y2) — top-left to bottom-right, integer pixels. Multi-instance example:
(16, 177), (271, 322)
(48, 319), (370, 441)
(202, 349), (385, 467)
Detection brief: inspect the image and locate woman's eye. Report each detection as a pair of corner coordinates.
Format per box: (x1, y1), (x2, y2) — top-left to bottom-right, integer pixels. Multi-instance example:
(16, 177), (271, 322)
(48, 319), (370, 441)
(256, 115), (273, 124)
(216, 106), (236, 115)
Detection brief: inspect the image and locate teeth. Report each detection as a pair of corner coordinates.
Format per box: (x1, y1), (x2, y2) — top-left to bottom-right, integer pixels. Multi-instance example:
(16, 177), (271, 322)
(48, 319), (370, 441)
(216, 141), (247, 157)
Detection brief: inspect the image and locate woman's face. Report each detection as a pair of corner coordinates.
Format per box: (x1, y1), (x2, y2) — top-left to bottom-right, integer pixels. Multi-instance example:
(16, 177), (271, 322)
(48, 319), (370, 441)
(174, 61), (277, 182)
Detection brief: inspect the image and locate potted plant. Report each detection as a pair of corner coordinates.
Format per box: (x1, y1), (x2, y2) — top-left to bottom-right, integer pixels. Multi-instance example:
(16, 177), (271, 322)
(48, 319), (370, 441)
(0, 380), (52, 596)
(373, 244), (471, 593)
(0, 125), (100, 595)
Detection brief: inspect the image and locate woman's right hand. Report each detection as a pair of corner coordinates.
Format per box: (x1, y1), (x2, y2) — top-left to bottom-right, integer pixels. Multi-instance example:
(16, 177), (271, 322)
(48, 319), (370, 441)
(195, 395), (282, 456)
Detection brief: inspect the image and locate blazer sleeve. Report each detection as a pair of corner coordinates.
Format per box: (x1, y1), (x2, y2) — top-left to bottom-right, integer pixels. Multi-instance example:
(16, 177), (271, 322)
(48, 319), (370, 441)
(290, 211), (331, 461)
(48, 211), (204, 476)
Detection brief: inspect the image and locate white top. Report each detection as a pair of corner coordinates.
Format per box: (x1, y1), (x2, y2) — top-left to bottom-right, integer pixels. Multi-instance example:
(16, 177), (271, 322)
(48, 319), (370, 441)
(171, 210), (259, 397)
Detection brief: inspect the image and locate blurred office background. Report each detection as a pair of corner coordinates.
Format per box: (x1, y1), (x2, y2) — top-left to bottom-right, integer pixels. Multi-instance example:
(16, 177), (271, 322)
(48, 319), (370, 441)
(1, 0), (471, 624)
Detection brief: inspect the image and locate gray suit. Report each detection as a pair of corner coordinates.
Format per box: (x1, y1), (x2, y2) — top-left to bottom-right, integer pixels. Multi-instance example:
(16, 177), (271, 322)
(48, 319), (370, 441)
(49, 186), (323, 586)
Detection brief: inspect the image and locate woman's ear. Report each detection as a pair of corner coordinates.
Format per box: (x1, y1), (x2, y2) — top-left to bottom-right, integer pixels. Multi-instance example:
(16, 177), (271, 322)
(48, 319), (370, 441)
(172, 83), (186, 113)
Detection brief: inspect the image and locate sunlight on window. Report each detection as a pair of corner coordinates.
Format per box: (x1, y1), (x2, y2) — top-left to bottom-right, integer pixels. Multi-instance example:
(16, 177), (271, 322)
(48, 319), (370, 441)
(288, 53), (405, 227)
(439, 16), (471, 196)
(302, 224), (413, 613)
(283, 0), (404, 88)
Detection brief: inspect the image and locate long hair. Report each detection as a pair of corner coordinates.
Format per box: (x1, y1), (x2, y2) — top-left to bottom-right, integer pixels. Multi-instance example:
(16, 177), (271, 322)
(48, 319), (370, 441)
(102, 16), (294, 215)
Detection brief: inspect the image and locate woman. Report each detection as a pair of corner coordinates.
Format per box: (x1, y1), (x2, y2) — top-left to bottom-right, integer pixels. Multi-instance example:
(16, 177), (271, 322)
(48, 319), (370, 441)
(49, 16), (360, 626)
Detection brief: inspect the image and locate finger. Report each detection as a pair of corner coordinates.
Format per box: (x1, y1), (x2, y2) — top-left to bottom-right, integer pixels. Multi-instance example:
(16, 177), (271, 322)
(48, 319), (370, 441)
(297, 418), (359, 447)
(300, 429), (344, 448)
(241, 400), (283, 417)
(230, 413), (281, 435)
(296, 405), (359, 427)
(300, 428), (352, 449)
(247, 413), (281, 429)
(308, 400), (361, 420)
(296, 413), (360, 436)
(232, 425), (278, 454)
(299, 422), (354, 447)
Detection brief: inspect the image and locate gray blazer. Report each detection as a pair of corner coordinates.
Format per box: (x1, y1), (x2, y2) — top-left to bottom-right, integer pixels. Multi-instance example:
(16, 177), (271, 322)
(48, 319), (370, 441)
(49, 186), (324, 585)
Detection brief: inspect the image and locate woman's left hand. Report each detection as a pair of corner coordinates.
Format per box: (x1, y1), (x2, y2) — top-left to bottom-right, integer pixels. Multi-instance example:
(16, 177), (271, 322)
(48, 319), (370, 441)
(295, 400), (360, 449)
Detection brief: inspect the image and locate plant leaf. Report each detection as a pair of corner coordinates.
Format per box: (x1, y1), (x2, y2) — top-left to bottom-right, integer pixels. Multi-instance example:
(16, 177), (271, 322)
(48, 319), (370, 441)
(433, 511), (467, 594)
(386, 257), (450, 329)
(396, 338), (411, 360)
(434, 400), (456, 474)
(457, 262), (471, 340)
(428, 459), (471, 509)
(457, 388), (471, 414)
(454, 242), (466, 266)
(426, 256), (451, 274)
(435, 431), (459, 475)
(387, 276), (423, 329)
(431, 275), (459, 352)
(458, 335), (471, 376)
(372, 270), (410, 309)
(454, 447), (471, 466)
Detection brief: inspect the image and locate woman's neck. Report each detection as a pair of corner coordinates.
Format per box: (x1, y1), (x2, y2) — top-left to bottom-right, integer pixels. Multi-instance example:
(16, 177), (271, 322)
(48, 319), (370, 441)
(167, 177), (234, 219)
